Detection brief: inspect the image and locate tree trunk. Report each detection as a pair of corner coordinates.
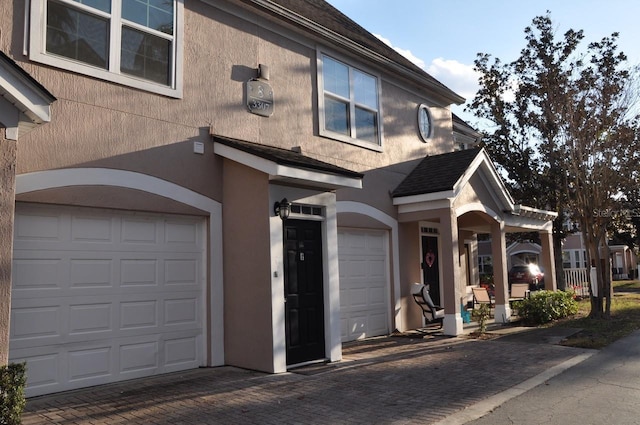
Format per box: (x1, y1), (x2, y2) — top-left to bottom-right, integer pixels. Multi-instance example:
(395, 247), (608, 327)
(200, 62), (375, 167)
(553, 230), (566, 290)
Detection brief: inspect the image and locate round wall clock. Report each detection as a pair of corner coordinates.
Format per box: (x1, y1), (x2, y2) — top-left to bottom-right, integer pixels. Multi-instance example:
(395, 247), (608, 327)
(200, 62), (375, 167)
(418, 104), (431, 141)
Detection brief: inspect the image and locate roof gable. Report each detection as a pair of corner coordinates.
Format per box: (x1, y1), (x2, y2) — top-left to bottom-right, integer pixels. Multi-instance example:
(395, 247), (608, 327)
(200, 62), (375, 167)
(392, 148), (516, 213)
(392, 148), (482, 198)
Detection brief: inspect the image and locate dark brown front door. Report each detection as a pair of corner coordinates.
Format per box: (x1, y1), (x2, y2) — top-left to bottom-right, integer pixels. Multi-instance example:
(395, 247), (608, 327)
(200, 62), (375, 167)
(284, 219), (325, 366)
(421, 235), (441, 304)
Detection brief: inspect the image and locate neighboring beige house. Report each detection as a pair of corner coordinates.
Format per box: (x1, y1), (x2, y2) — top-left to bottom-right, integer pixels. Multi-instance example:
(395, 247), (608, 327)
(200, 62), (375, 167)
(0, 0), (557, 397)
(563, 233), (638, 279)
(478, 240), (544, 273)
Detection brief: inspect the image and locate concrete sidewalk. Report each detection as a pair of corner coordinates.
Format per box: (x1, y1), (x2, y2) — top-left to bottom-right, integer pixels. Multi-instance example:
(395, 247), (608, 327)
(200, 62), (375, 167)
(465, 329), (640, 425)
(21, 327), (595, 424)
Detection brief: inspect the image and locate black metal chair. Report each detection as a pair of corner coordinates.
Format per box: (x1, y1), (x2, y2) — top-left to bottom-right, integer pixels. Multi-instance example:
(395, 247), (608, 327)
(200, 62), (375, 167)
(411, 283), (444, 328)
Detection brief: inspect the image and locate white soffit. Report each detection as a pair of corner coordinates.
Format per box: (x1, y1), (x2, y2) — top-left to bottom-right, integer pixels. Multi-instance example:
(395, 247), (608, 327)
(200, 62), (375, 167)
(0, 53), (55, 140)
(214, 142), (362, 189)
(0, 56), (55, 124)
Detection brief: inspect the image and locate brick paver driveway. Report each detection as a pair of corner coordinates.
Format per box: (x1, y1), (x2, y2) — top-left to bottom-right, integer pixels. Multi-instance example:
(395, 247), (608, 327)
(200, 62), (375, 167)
(22, 329), (590, 424)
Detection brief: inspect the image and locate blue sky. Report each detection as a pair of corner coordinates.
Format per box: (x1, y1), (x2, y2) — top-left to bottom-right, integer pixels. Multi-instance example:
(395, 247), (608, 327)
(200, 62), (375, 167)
(326, 0), (640, 124)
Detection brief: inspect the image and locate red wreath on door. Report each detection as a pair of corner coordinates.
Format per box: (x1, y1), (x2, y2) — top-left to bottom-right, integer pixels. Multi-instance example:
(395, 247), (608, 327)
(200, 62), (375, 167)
(425, 251), (436, 268)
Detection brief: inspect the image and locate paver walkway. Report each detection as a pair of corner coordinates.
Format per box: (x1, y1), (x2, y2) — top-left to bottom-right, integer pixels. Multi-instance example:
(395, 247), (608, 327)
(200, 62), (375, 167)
(22, 328), (592, 424)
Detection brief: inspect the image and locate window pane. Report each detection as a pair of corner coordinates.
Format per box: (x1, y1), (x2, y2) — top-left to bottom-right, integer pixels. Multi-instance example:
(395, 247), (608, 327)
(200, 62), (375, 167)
(121, 26), (171, 85)
(122, 0), (174, 35)
(324, 97), (349, 135)
(71, 0), (110, 13)
(47, 1), (109, 68)
(353, 69), (377, 109)
(323, 56), (349, 98)
(355, 107), (377, 143)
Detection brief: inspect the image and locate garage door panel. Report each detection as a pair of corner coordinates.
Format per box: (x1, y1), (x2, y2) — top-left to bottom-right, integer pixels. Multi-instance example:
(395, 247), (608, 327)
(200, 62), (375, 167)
(14, 212), (64, 243)
(71, 259), (114, 288)
(69, 303), (112, 335)
(12, 257), (65, 292)
(9, 350), (61, 392)
(367, 312), (388, 334)
(367, 259), (386, 279)
(121, 218), (158, 243)
(10, 304), (62, 343)
(164, 298), (199, 326)
(70, 215), (114, 242)
(10, 205), (206, 397)
(338, 229), (390, 342)
(68, 346), (112, 382)
(368, 287), (386, 305)
(164, 220), (199, 244)
(120, 340), (159, 374)
(120, 259), (158, 286)
(164, 335), (199, 370)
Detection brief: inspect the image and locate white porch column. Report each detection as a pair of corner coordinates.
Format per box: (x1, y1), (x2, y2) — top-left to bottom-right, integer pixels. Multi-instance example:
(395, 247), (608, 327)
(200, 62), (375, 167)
(540, 230), (557, 290)
(441, 208), (463, 335)
(491, 221), (511, 322)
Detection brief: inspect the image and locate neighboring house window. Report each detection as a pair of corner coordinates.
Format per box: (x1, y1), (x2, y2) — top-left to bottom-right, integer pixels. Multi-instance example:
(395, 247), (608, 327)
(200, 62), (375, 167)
(563, 249), (588, 268)
(318, 53), (382, 150)
(29, 0), (184, 97)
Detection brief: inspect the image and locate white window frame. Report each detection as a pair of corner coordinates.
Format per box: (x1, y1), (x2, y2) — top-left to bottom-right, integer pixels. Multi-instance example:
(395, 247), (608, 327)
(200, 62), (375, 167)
(28, 0), (184, 98)
(317, 50), (383, 152)
(478, 255), (493, 274)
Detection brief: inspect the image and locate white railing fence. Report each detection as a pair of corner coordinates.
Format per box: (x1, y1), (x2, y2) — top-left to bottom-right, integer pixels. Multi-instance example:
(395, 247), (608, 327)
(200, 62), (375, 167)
(564, 268), (591, 297)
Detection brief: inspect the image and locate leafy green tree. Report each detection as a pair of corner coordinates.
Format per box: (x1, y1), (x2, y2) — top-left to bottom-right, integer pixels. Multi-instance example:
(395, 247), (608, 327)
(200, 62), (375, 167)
(469, 13), (582, 291)
(468, 12), (640, 318)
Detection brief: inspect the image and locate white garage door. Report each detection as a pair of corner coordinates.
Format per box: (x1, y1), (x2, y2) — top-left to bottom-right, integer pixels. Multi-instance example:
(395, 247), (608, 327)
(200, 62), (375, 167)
(10, 204), (206, 397)
(338, 229), (390, 342)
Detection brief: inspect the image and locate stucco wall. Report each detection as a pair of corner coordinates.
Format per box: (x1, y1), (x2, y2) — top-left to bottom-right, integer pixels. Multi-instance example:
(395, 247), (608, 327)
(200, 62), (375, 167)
(3, 0), (455, 211)
(398, 221), (423, 331)
(454, 173), (503, 217)
(0, 137), (16, 365)
(222, 159), (274, 371)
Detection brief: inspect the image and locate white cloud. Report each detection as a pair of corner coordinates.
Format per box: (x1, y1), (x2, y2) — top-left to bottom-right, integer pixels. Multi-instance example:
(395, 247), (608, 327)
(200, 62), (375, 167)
(373, 33), (480, 102)
(427, 58), (481, 101)
(373, 33), (426, 70)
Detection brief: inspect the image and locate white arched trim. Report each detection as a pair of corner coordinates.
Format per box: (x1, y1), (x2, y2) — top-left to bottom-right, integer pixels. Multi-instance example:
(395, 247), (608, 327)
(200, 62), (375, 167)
(455, 202), (501, 222)
(16, 168), (225, 367)
(336, 201), (402, 332)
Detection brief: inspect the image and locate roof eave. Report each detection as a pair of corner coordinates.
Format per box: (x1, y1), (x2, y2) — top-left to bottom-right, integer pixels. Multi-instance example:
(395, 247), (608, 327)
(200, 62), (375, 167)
(214, 141), (363, 190)
(0, 52), (56, 139)
(245, 0), (465, 105)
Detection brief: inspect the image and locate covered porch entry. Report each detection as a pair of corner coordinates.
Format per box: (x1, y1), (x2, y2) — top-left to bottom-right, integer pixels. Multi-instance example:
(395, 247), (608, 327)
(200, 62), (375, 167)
(393, 149), (557, 336)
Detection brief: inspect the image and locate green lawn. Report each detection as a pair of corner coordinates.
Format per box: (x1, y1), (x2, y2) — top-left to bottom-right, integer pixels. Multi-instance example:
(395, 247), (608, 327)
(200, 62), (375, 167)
(553, 280), (640, 349)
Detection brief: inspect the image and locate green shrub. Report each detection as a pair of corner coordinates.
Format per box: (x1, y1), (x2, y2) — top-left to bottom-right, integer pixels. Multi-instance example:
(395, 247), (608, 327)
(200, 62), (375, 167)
(0, 363), (26, 425)
(472, 304), (491, 333)
(516, 290), (579, 325)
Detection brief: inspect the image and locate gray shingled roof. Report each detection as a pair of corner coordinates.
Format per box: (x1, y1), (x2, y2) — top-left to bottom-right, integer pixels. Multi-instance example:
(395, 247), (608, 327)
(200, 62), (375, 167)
(248, 0), (463, 103)
(452, 113), (478, 133)
(213, 134), (364, 179)
(392, 148), (482, 198)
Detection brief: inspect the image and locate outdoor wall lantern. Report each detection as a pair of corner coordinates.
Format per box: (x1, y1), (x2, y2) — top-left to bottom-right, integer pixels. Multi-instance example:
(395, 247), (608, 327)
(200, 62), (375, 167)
(274, 198), (292, 220)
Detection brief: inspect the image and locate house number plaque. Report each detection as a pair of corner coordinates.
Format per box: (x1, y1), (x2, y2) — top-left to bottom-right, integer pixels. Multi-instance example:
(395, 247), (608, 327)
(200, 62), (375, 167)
(246, 79), (274, 117)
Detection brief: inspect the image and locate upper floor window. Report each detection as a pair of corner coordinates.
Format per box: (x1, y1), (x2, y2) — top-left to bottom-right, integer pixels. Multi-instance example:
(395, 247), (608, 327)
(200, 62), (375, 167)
(29, 0), (183, 97)
(318, 53), (382, 150)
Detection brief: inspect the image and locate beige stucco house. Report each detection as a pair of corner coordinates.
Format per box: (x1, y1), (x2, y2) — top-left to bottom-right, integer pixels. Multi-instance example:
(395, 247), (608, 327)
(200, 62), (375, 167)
(0, 0), (557, 397)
